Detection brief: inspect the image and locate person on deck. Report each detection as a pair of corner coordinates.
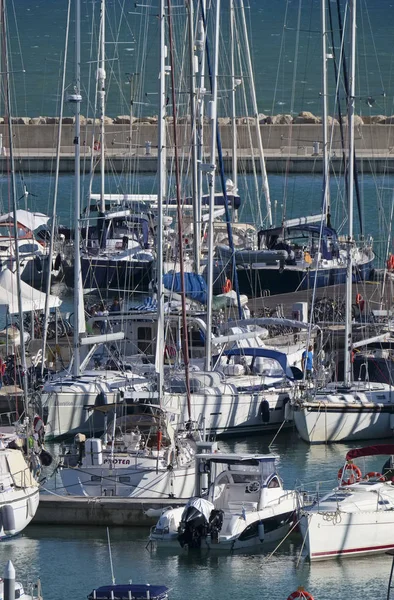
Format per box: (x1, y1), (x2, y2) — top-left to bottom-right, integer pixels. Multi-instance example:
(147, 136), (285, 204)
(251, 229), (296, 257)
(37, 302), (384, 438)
(302, 344), (314, 380)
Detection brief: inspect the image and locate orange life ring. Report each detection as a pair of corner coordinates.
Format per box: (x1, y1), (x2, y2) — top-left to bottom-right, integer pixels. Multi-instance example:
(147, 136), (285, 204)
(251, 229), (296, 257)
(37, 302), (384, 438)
(364, 471), (385, 482)
(222, 278), (232, 294)
(93, 140), (101, 152)
(338, 462), (362, 485)
(287, 590), (314, 600)
(387, 255), (394, 271)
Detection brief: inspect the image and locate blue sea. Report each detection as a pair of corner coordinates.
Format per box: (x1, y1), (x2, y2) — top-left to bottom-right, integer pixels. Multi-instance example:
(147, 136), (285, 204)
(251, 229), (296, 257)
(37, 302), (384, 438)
(3, 2), (394, 598)
(9, 0), (394, 119)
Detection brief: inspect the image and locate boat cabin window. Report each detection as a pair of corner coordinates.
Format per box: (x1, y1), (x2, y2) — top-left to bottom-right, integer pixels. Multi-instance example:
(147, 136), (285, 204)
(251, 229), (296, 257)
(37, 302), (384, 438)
(91, 475), (102, 482)
(268, 476), (280, 488)
(15, 589), (21, 599)
(137, 327), (153, 354)
(326, 493), (349, 502)
(19, 243), (39, 253)
(118, 476), (131, 484)
(231, 473), (260, 484)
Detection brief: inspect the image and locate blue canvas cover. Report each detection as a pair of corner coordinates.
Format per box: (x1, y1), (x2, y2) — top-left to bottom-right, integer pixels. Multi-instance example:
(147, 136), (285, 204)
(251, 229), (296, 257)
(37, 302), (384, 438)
(163, 272), (207, 304)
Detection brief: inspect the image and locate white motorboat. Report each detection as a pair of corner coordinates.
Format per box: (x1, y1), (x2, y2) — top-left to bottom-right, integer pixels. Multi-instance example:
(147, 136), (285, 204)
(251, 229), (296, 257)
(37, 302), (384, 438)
(300, 444), (394, 561)
(59, 403), (212, 499)
(291, 381), (394, 443)
(0, 445), (39, 538)
(150, 452), (301, 551)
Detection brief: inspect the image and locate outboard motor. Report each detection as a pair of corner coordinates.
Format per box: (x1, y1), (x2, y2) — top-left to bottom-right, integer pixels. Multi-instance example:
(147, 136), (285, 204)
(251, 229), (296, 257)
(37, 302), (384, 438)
(208, 509), (224, 544)
(177, 505), (209, 549)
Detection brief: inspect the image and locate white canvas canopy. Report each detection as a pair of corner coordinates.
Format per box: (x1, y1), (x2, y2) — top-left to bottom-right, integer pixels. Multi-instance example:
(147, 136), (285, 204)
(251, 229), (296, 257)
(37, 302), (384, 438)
(0, 269), (61, 315)
(0, 209), (50, 231)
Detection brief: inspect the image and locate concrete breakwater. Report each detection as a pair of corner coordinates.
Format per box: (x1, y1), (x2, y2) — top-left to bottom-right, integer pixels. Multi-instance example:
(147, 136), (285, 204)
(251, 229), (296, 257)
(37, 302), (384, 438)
(1, 119), (394, 173)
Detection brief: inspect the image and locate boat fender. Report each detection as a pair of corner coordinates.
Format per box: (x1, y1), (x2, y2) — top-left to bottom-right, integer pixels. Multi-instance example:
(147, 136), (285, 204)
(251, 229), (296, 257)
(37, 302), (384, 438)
(287, 589), (314, 600)
(283, 397), (293, 421)
(34, 256), (43, 273)
(27, 497), (36, 518)
(3, 505), (16, 536)
(364, 471), (385, 482)
(39, 449), (53, 467)
(54, 253), (62, 271)
(258, 522), (265, 542)
(95, 391), (107, 406)
(260, 399), (270, 423)
(338, 462), (362, 485)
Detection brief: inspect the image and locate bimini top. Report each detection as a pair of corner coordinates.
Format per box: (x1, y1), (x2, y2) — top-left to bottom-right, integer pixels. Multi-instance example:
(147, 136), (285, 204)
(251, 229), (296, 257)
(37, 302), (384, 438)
(219, 347), (294, 379)
(87, 584), (169, 600)
(346, 444), (394, 461)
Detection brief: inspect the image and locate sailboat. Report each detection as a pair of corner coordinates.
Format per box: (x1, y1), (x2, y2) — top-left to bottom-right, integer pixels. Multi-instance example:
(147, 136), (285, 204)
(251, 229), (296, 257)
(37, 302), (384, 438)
(40, 0), (155, 441)
(291, 0), (394, 444)
(215, 0), (373, 298)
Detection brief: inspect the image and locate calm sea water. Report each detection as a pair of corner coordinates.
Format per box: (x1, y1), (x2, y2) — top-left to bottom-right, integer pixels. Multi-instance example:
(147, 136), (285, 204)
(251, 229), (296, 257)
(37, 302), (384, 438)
(2, 430), (393, 600)
(8, 0), (394, 119)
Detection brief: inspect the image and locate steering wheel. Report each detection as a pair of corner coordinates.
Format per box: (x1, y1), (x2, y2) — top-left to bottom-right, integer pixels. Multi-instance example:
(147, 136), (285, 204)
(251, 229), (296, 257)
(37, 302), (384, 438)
(246, 481), (261, 493)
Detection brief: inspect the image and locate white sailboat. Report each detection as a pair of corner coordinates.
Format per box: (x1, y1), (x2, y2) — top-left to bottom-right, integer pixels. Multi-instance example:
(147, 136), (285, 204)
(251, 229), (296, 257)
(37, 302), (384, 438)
(291, 0), (393, 444)
(40, 0), (153, 440)
(300, 443), (394, 561)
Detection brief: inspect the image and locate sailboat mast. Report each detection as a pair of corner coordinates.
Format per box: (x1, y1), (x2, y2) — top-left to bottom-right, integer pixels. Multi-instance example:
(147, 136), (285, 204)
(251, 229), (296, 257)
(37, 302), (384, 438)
(167, 0), (192, 419)
(187, 0), (200, 274)
(1, 0), (29, 408)
(239, 0), (272, 227)
(321, 0), (330, 224)
(344, 0), (356, 386)
(155, 0), (167, 398)
(72, 0), (82, 376)
(99, 0), (106, 214)
(204, 0), (220, 371)
(230, 0), (238, 202)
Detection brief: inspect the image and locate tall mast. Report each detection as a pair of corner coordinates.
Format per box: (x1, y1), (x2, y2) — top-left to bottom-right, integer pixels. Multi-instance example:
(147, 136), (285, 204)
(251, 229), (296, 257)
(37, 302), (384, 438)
(204, 0), (220, 371)
(155, 0), (167, 398)
(321, 0), (330, 224)
(2, 0), (29, 409)
(187, 0), (200, 273)
(230, 0), (238, 203)
(344, 0), (356, 386)
(99, 0), (106, 214)
(239, 0), (272, 226)
(195, 4), (206, 249)
(71, 0), (83, 376)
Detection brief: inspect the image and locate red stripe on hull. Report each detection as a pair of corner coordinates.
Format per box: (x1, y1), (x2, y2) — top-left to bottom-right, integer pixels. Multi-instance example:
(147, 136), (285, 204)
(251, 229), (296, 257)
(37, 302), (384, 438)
(312, 543), (394, 558)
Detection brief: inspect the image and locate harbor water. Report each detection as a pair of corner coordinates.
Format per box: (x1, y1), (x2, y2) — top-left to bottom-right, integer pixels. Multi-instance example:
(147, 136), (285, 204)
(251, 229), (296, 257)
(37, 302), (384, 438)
(4, 430), (393, 600)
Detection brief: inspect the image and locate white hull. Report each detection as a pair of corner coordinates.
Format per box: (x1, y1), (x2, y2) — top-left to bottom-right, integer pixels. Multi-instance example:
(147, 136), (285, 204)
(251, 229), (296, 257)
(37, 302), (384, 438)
(60, 462), (196, 499)
(165, 388), (292, 436)
(300, 508), (394, 561)
(0, 487), (39, 538)
(293, 385), (394, 443)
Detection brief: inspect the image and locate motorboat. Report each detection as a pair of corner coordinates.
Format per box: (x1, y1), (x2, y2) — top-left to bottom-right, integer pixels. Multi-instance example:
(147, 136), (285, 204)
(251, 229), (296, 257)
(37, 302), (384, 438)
(299, 444), (394, 561)
(59, 403), (213, 499)
(87, 584), (169, 600)
(149, 452), (301, 551)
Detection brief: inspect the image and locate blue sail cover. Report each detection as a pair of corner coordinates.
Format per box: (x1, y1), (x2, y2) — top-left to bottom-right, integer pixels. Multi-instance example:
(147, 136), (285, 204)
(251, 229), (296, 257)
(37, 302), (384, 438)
(163, 272), (207, 304)
(87, 584), (169, 600)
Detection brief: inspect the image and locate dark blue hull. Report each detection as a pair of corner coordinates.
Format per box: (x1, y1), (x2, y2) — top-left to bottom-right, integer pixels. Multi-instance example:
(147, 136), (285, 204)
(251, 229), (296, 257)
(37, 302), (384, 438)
(65, 257), (154, 292)
(230, 259), (373, 297)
